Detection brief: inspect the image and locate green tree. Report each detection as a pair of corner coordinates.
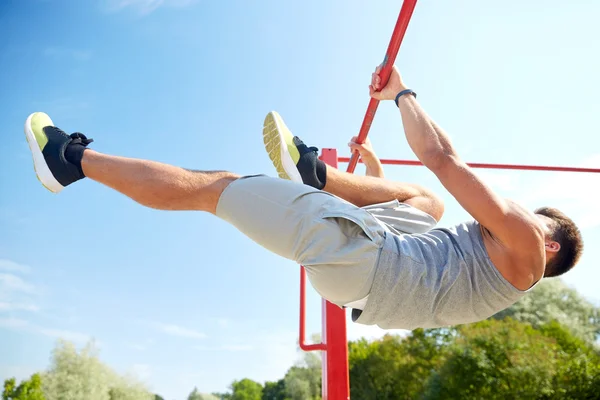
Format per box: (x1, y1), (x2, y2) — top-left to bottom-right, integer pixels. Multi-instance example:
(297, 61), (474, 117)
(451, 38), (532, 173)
(42, 340), (153, 400)
(493, 279), (600, 342)
(153, 395), (165, 400)
(3, 374), (45, 400)
(188, 387), (218, 399)
(211, 392), (231, 400)
(187, 388), (202, 400)
(283, 336), (321, 400)
(199, 395), (219, 400)
(3, 378), (16, 400)
(261, 380), (285, 400)
(422, 319), (600, 400)
(230, 379), (262, 400)
(348, 330), (451, 399)
(423, 319), (558, 399)
(283, 367), (311, 400)
(539, 321), (600, 399)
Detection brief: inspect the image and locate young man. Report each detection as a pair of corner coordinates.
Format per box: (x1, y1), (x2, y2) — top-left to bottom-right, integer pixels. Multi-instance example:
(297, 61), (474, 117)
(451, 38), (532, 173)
(23, 66), (583, 330)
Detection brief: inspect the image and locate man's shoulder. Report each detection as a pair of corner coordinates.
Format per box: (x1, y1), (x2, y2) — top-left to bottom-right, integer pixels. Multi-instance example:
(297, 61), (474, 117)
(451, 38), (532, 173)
(480, 219), (544, 291)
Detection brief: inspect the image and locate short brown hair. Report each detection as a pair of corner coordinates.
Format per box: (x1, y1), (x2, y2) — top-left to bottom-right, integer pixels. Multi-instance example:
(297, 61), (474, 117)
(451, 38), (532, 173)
(535, 207), (583, 277)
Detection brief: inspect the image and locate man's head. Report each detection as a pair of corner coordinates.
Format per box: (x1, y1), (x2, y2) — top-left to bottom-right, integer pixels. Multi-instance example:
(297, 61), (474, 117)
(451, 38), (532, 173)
(535, 207), (583, 278)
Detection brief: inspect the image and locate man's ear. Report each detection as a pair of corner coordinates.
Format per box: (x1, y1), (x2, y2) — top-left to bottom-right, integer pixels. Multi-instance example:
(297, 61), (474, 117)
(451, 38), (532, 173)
(545, 241), (561, 253)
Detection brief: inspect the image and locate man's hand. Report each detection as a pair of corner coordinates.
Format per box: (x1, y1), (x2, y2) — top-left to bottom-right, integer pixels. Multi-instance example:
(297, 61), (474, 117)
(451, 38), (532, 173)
(349, 136), (385, 178)
(369, 65), (407, 101)
(349, 136), (377, 162)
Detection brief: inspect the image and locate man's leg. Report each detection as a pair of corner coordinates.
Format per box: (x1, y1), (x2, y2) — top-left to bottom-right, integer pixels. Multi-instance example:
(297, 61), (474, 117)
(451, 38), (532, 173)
(24, 112), (384, 306)
(262, 111), (443, 220)
(24, 112), (237, 213)
(322, 165), (442, 219)
(82, 150), (237, 214)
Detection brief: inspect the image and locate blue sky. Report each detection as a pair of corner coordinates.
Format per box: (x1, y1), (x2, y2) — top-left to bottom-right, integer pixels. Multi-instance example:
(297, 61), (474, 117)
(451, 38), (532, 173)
(1, 0), (599, 398)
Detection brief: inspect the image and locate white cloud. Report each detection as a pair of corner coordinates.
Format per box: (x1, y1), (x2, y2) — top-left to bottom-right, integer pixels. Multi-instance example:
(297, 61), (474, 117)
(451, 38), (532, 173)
(0, 273), (35, 294)
(0, 302), (39, 312)
(0, 317), (30, 329)
(105, 0), (197, 14)
(0, 260), (31, 274)
(155, 323), (206, 339)
(0, 263), (40, 316)
(0, 317), (90, 344)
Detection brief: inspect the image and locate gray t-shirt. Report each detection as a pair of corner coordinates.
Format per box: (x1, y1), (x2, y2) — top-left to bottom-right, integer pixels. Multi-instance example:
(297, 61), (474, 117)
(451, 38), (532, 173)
(353, 201), (533, 330)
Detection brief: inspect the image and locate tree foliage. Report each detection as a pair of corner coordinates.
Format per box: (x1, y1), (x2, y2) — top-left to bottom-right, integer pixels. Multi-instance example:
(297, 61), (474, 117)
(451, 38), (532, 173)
(2, 374), (45, 400)
(230, 379), (263, 400)
(347, 318), (600, 400)
(42, 340), (153, 400)
(261, 380), (285, 400)
(4, 280), (599, 400)
(283, 353), (321, 400)
(493, 278), (600, 342)
(188, 387), (218, 400)
(349, 330), (452, 400)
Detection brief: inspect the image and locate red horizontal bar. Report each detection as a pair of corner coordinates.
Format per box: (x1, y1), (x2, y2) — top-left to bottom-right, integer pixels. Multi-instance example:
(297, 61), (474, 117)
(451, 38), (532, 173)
(338, 157), (600, 173)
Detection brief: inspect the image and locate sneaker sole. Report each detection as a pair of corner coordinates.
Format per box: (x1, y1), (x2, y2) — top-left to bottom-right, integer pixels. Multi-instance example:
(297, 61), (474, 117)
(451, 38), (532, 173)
(24, 113), (64, 193)
(262, 111), (303, 183)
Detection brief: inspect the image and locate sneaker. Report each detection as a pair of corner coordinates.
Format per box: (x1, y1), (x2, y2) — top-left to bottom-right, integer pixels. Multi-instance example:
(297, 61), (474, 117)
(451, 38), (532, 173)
(24, 112), (93, 193)
(262, 111), (327, 189)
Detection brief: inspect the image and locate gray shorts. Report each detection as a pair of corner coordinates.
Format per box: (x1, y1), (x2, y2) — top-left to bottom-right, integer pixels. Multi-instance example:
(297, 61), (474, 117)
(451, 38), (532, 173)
(215, 175), (387, 306)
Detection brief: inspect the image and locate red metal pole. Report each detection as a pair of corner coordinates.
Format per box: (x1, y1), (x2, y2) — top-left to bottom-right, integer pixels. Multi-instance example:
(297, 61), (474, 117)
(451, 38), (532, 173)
(299, 3), (420, 398)
(299, 266), (327, 352)
(297, 150), (349, 400)
(339, 157), (600, 173)
(347, 0), (418, 173)
(320, 148), (350, 400)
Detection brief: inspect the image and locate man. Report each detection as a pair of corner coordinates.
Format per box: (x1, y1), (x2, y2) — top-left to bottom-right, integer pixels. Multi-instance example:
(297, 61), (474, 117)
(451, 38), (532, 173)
(23, 65), (583, 330)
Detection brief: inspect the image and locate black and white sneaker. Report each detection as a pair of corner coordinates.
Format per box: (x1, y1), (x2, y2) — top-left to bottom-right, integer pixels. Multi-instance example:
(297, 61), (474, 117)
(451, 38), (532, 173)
(24, 112), (93, 193)
(262, 111), (327, 190)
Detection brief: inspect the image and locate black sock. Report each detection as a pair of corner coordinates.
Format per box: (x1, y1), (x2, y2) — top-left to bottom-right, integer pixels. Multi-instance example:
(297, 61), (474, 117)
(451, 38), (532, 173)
(315, 158), (327, 189)
(64, 143), (88, 177)
(296, 151), (327, 190)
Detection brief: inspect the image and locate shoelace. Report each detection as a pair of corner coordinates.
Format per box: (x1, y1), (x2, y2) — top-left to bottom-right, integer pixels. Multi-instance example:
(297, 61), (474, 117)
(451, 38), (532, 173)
(70, 132), (94, 146)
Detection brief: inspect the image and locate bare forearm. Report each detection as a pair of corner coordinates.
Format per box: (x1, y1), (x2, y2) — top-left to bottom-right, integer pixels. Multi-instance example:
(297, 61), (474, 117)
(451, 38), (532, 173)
(363, 156), (385, 178)
(396, 95), (458, 169)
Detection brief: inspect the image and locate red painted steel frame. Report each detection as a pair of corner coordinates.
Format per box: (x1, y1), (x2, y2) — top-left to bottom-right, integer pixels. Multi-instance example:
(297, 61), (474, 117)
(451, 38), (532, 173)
(346, 0), (418, 173)
(298, 3), (419, 399)
(299, 149), (350, 400)
(339, 157), (600, 173)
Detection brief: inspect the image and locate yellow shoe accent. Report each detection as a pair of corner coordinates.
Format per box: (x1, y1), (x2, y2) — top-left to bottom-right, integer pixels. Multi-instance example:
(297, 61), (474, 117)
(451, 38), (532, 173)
(24, 112), (63, 193)
(29, 112), (53, 151)
(262, 111), (303, 182)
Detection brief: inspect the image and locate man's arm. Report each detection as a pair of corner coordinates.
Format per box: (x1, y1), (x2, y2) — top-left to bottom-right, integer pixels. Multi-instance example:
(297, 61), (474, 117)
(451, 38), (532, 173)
(348, 135), (444, 220)
(369, 66), (545, 265)
(348, 136), (385, 178)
